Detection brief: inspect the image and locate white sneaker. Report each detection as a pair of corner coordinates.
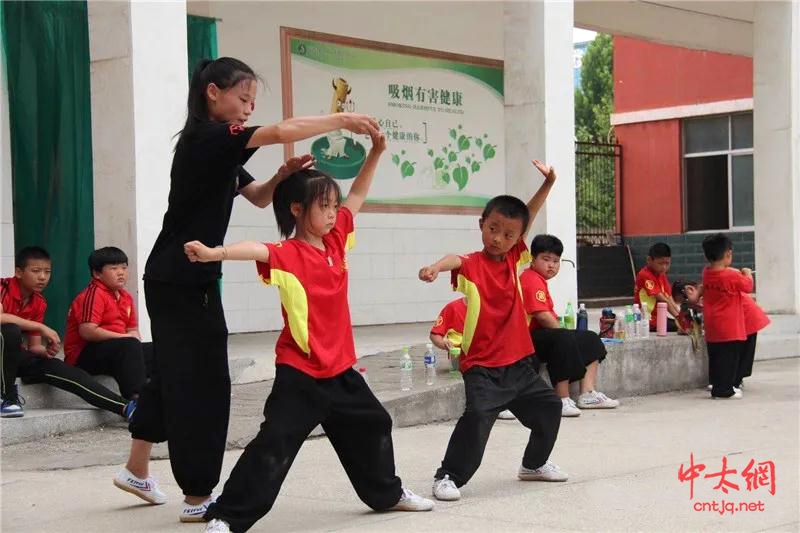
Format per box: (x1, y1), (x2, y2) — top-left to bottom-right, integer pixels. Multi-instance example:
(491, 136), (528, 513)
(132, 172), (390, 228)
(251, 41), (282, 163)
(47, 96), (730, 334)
(497, 409), (516, 420)
(712, 389), (743, 400)
(390, 487), (435, 511)
(577, 390), (619, 409)
(180, 496), (215, 523)
(561, 397), (581, 417)
(518, 460), (568, 482)
(112, 468), (167, 505)
(206, 519), (231, 533)
(706, 384), (713, 391)
(432, 475), (461, 501)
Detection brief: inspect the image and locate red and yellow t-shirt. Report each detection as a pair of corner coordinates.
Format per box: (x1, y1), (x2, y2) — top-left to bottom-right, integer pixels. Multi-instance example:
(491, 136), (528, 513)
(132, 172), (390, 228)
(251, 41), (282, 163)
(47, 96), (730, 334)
(64, 279), (138, 365)
(451, 241), (534, 372)
(520, 268), (558, 331)
(256, 207), (357, 378)
(0, 277), (47, 338)
(634, 266), (671, 327)
(430, 298), (467, 348)
(702, 267), (753, 343)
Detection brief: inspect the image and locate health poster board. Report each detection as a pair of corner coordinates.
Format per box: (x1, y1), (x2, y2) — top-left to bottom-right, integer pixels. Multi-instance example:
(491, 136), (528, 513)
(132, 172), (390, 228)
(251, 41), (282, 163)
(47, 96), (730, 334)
(280, 27), (505, 214)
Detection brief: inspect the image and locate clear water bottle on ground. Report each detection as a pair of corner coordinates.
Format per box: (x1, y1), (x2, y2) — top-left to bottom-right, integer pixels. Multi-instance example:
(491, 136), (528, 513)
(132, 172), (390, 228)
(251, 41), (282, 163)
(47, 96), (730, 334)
(576, 303), (589, 331)
(625, 305), (635, 339)
(633, 304), (643, 339)
(424, 342), (437, 386)
(640, 302), (650, 339)
(400, 347), (413, 391)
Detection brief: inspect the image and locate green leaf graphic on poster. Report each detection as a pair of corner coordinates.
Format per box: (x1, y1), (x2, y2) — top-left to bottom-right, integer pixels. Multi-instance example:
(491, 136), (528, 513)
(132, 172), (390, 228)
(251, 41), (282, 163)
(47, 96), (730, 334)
(475, 138), (483, 148)
(448, 151), (458, 163)
(434, 157), (445, 169)
(401, 160), (416, 178)
(471, 161), (481, 173)
(449, 129), (457, 140)
(453, 166), (469, 190)
(483, 144), (496, 161)
(427, 149), (434, 157)
(392, 154), (400, 166)
(457, 135), (470, 151)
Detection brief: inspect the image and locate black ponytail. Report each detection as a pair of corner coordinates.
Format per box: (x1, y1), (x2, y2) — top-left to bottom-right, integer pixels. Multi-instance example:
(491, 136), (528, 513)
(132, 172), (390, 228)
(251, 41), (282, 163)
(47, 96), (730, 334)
(179, 57), (257, 142)
(273, 169), (342, 238)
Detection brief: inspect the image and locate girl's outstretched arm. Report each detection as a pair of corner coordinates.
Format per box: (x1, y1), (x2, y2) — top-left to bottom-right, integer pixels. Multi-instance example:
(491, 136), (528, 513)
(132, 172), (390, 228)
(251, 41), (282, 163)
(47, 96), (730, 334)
(343, 132), (386, 216)
(184, 240), (269, 263)
(239, 155), (314, 208)
(246, 113), (379, 149)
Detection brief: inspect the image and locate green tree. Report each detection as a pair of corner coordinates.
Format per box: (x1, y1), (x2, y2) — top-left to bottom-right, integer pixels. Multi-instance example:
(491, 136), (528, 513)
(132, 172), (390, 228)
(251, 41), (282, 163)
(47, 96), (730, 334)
(575, 33), (613, 142)
(574, 34), (616, 238)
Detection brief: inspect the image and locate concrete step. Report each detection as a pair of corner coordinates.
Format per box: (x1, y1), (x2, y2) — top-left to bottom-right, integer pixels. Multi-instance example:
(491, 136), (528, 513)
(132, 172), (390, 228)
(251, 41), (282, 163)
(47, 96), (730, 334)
(755, 333), (800, 360)
(762, 314), (800, 335)
(1, 408), (123, 446)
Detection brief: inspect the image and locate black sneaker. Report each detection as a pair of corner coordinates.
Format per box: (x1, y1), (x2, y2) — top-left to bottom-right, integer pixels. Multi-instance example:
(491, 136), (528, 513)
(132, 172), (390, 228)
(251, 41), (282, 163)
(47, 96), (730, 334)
(123, 399), (137, 421)
(1, 384), (25, 418)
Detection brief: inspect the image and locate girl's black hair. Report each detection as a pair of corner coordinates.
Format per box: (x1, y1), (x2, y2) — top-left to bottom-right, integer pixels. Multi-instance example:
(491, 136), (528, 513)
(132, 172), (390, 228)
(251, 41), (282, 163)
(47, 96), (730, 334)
(180, 57), (257, 139)
(273, 169), (342, 238)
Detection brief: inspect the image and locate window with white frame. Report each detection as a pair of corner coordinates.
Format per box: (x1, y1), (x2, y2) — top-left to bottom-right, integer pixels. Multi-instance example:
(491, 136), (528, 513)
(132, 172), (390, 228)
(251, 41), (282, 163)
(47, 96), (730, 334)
(683, 112), (753, 231)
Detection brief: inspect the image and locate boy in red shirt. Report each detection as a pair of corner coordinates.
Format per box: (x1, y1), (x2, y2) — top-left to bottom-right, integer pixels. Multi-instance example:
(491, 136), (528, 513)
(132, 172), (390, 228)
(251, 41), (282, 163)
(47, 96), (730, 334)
(64, 247), (148, 400)
(520, 234), (618, 417)
(634, 243), (681, 332)
(419, 160), (565, 502)
(429, 298), (517, 421)
(697, 234), (768, 399)
(1, 246), (134, 419)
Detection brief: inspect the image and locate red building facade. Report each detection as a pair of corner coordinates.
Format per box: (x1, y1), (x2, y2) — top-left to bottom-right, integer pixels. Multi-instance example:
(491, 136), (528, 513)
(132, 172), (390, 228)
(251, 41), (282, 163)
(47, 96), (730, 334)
(612, 36), (755, 281)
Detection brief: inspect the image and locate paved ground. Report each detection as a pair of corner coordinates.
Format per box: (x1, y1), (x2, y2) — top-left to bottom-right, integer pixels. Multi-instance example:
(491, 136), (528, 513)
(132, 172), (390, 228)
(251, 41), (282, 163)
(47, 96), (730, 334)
(2, 358), (798, 532)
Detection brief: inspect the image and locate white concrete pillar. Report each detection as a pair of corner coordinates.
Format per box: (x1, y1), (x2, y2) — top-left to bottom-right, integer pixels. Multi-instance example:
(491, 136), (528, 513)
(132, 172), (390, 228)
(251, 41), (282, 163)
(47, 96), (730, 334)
(753, 1), (800, 315)
(0, 23), (15, 274)
(503, 0), (577, 308)
(88, 1), (188, 339)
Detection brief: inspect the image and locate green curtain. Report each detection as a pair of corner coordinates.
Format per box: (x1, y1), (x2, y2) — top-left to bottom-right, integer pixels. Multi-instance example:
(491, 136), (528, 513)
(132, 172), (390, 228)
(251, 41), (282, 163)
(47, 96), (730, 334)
(1, 1), (94, 334)
(187, 15), (218, 80)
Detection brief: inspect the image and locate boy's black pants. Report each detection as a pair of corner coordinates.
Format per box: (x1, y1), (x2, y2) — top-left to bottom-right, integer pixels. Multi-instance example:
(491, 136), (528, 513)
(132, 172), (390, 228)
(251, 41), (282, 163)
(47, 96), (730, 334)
(1, 324), (127, 415)
(204, 364), (403, 533)
(707, 333), (758, 398)
(76, 337), (148, 399)
(129, 280), (231, 497)
(435, 356), (562, 487)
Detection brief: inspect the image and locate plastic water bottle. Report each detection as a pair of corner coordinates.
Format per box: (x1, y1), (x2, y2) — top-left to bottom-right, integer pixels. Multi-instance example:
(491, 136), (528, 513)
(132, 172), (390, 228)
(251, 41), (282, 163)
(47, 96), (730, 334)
(400, 347), (413, 391)
(358, 367), (369, 386)
(640, 302), (650, 339)
(632, 304), (642, 339)
(424, 342), (437, 386)
(564, 302), (576, 330)
(625, 306), (635, 339)
(576, 303), (589, 331)
(614, 310), (625, 340)
(449, 347), (461, 373)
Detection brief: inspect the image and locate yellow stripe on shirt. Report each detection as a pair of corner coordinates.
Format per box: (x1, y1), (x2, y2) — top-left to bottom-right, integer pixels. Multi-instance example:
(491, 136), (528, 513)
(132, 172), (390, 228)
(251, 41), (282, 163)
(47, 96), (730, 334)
(455, 274), (481, 356)
(268, 269), (310, 355)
